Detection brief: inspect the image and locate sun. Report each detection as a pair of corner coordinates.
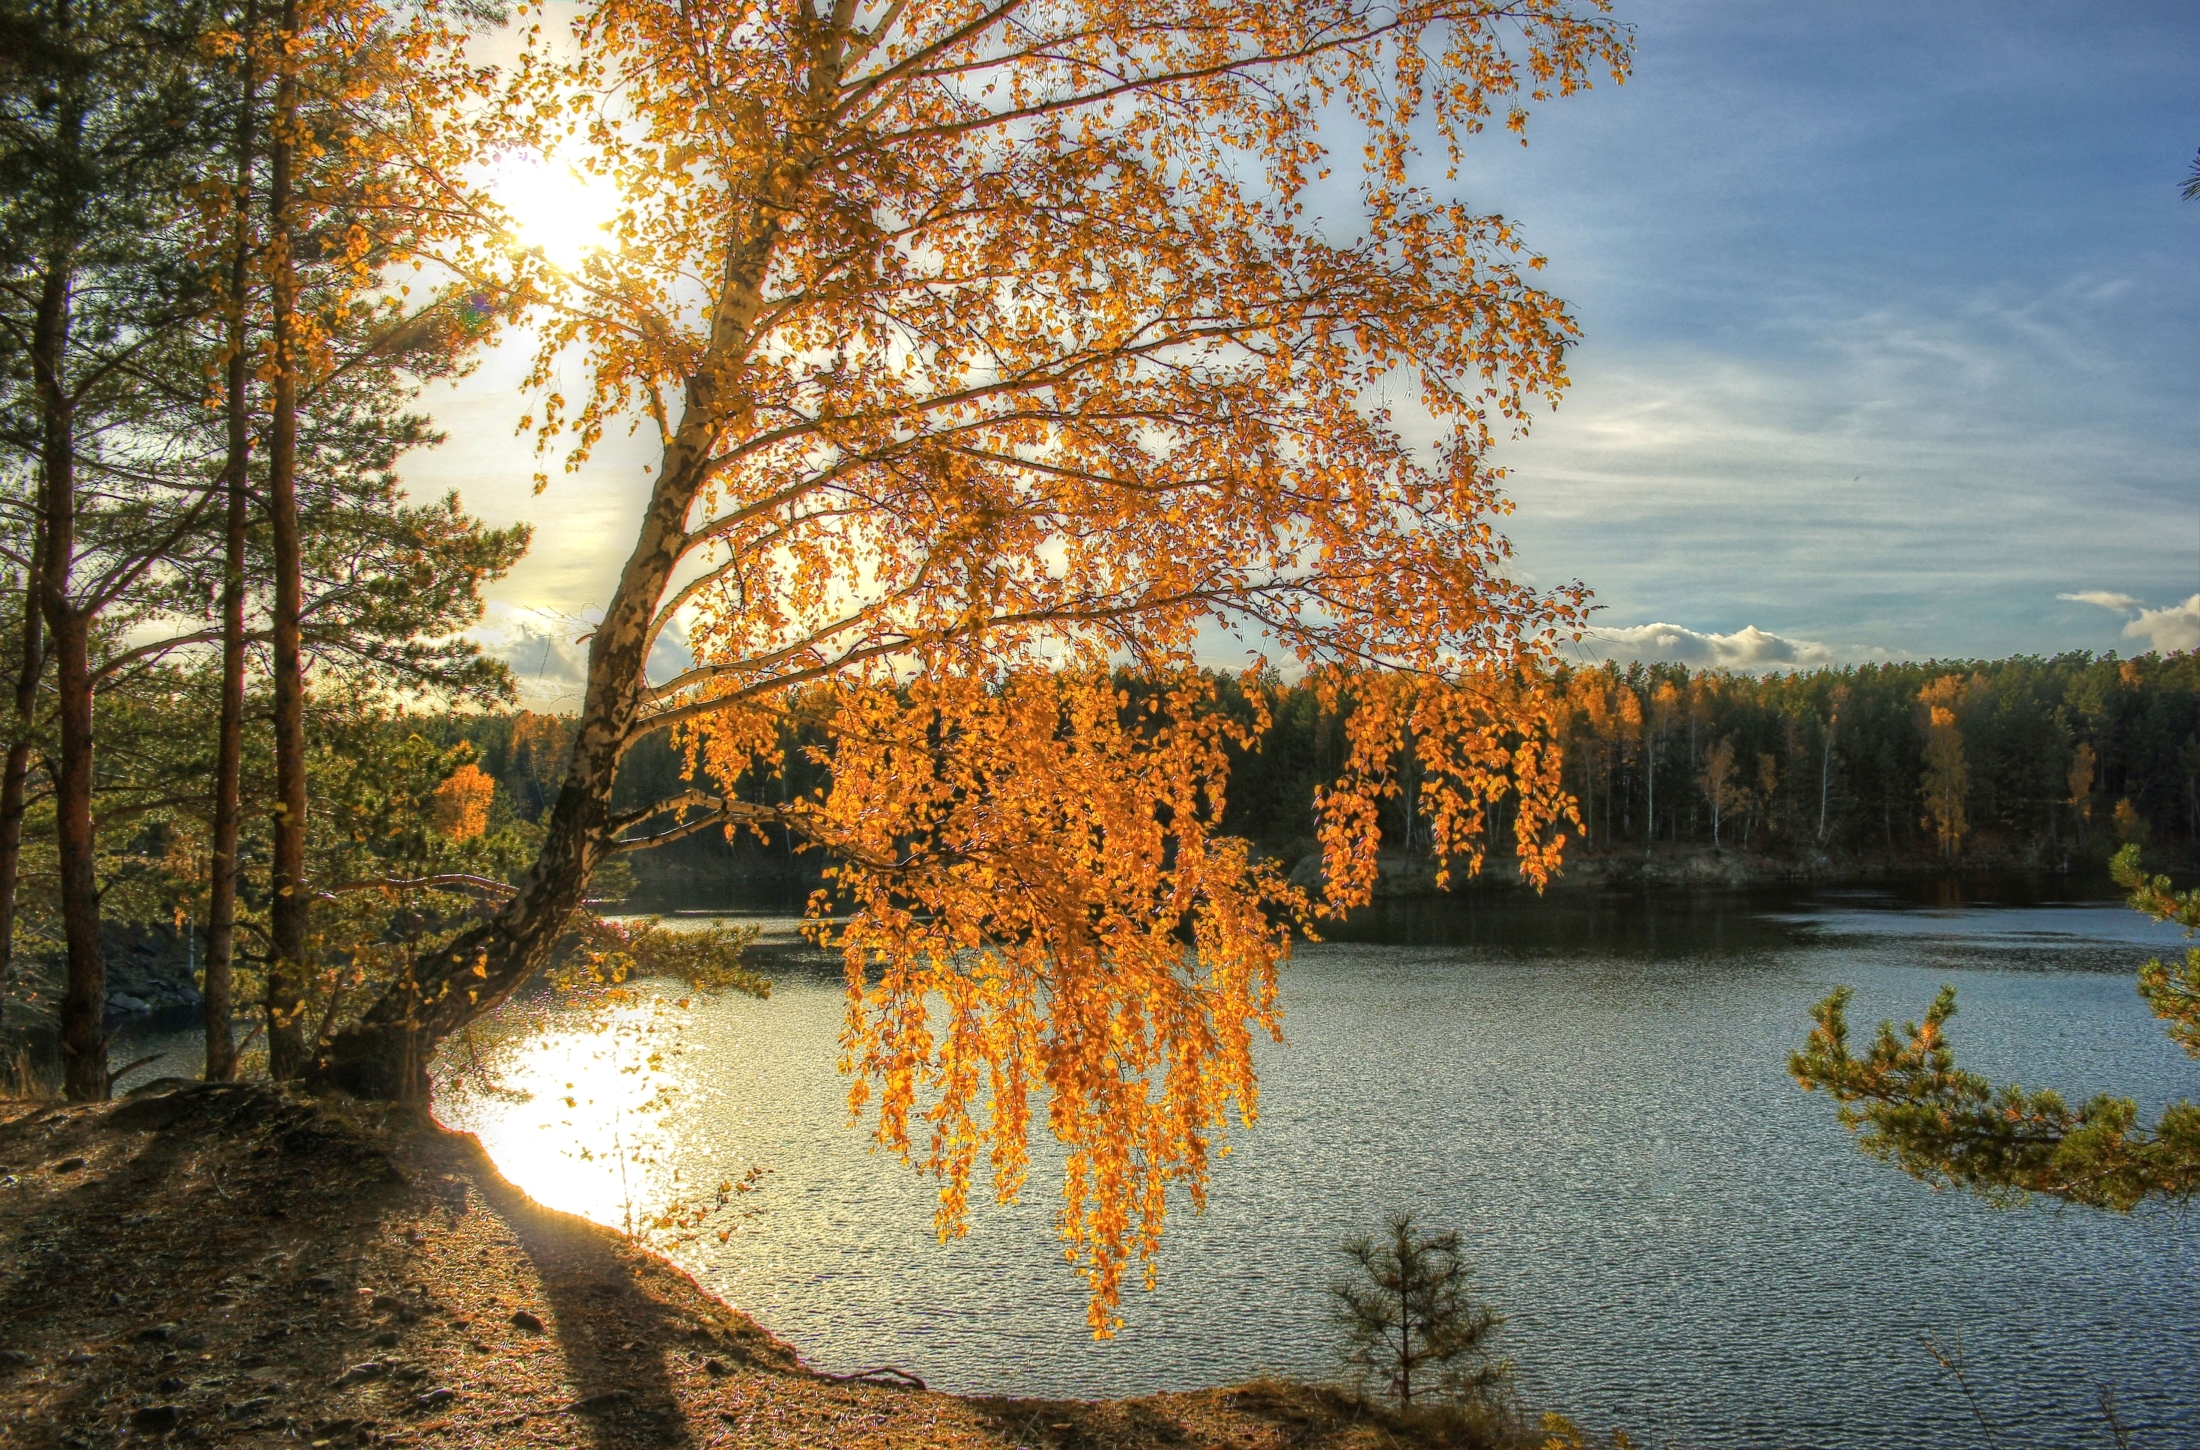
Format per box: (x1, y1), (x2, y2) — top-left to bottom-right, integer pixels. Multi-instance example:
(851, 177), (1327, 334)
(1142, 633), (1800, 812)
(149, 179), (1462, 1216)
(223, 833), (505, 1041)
(483, 152), (623, 271)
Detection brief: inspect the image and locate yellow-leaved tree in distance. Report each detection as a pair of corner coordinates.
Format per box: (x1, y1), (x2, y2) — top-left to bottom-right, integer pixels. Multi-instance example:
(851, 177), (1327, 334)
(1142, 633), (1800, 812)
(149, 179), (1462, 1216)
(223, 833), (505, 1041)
(312, 0), (1632, 1332)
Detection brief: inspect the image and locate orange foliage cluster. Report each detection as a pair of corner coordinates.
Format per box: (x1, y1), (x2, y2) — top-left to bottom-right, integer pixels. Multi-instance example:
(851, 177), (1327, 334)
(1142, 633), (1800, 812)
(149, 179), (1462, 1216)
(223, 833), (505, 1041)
(429, 763), (496, 842)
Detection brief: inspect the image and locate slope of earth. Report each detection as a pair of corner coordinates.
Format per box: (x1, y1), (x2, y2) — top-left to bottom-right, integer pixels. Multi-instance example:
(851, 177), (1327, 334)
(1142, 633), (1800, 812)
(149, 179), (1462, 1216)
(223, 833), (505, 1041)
(0, 1083), (1499, 1450)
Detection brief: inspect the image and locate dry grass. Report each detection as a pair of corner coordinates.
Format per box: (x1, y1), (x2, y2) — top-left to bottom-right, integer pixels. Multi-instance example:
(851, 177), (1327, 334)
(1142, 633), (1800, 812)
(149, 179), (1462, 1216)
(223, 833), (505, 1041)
(0, 1044), (52, 1102)
(0, 1082), (1567, 1450)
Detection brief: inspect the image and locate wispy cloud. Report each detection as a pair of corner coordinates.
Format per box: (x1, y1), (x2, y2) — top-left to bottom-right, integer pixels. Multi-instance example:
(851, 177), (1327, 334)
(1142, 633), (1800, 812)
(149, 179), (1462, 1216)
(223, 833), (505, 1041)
(2058, 590), (2141, 612)
(1456, 2), (2196, 663)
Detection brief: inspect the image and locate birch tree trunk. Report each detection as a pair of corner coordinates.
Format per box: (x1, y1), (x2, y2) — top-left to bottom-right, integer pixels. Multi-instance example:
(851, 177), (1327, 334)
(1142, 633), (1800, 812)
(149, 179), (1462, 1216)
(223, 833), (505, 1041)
(310, 190), (795, 1099)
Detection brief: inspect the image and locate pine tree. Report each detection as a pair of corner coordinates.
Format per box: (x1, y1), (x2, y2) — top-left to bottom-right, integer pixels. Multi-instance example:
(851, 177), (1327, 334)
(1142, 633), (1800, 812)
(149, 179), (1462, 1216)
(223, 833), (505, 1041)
(0, 0), (229, 1097)
(1795, 845), (2200, 1209)
(1331, 1212), (1508, 1408)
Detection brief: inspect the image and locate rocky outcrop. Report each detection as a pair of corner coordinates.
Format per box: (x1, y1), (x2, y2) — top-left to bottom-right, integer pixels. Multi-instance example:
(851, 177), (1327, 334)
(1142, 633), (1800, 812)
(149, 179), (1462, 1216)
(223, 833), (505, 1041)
(6, 924), (201, 1029)
(1543, 848), (1828, 891)
(1287, 850), (1448, 899)
(97, 924), (202, 1018)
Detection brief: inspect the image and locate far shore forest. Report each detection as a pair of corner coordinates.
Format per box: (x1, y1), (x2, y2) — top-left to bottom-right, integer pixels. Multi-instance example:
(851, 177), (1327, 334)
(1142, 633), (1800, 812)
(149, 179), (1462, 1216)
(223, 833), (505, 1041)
(441, 650), (2200, 905)
(4, 651), (2194, 1004)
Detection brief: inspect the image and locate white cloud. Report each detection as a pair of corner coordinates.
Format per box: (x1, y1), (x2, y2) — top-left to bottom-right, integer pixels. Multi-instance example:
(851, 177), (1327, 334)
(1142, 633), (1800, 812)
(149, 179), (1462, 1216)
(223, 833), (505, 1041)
(2125, 595), (2199, 655)
(1584, 622), (1850, 671)
(466, 600), (699, 711)
(2057, 590), (2200, 655)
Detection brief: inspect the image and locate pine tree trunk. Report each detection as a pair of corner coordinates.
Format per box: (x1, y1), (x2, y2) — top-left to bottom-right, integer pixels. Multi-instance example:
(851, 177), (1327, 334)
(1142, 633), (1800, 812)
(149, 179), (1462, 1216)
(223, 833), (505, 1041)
(204, 37), (256, 1083)
(0, 523), (46, 1030)
(265, 3), (309, 1079)
(46, 605), (102, 1101)
(34, 248), (107, 1102)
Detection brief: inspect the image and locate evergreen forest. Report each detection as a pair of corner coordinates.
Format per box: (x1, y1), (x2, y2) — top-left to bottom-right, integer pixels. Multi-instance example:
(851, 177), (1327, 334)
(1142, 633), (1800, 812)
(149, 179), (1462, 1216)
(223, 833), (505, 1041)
(407, 650), (2200, 914)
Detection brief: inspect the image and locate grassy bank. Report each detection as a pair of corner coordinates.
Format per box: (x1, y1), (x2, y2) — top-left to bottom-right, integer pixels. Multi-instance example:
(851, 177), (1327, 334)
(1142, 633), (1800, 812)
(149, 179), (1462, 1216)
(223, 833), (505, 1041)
(0, 1083), (1610, 1450)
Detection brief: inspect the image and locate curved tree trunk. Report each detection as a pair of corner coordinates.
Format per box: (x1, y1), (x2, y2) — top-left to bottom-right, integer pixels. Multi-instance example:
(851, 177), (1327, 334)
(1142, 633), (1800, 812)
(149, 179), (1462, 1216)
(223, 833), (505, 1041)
(308, 426), (711, 1099)
(310, 244), (787, 1099)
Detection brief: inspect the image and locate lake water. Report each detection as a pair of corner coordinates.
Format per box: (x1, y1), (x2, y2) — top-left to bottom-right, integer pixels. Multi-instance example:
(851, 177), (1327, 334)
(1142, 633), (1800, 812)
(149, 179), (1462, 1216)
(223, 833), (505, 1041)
(120, 883), (2200, 1446)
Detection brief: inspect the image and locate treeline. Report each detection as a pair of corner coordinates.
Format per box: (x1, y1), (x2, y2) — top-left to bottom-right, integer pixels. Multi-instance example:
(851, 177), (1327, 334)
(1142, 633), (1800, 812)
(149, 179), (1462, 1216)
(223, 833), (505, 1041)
(428, 652), (2200, 904)
(1222, 653), (2200, 872)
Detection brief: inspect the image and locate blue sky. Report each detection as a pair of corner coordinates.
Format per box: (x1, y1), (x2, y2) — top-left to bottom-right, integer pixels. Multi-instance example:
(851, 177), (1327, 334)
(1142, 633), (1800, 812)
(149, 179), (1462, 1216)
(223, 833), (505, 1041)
(410, 0), (2199, 700)
(1463, 0), (2199, 666)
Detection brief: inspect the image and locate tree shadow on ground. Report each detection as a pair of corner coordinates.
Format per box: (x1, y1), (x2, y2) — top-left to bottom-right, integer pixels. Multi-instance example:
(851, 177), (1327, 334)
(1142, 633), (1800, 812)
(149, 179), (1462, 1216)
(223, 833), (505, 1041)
(0, 1083), (737, 1449)
(460, 1153), (701, 1449)
(0, 1084), (416, 1446)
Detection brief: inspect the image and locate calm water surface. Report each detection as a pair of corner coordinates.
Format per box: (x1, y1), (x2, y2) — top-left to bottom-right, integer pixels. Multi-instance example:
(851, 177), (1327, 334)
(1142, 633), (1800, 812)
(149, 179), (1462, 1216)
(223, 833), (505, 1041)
(131, 884), (2200, 1445)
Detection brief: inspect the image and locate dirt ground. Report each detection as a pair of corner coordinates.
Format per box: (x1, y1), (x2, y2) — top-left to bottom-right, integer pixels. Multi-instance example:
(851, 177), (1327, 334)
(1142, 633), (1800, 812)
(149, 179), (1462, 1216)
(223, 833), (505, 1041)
(0, 1082), (1509, 1450)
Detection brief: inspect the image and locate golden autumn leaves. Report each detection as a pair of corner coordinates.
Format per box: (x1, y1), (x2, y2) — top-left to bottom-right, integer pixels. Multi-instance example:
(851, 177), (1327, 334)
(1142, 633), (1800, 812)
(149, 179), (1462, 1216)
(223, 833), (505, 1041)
(430, 763), (496, 842)
(683, 666), (1575, 1332)
(320, 0), (1634, 1328)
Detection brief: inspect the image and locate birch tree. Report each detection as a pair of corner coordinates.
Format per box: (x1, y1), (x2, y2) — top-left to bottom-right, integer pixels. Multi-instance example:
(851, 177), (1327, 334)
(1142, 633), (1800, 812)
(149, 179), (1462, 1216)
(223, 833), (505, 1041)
(313, 0), (1628, 1330)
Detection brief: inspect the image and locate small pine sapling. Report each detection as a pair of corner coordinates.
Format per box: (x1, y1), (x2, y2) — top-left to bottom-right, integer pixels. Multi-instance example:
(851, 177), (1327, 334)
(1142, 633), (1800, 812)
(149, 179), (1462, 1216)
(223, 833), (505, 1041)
(1331, 1212), (1508, 1407)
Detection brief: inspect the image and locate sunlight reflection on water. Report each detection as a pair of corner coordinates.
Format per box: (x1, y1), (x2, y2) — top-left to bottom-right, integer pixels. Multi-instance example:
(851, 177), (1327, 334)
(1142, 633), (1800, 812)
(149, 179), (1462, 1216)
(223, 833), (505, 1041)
(438, 1002), (692, 1235)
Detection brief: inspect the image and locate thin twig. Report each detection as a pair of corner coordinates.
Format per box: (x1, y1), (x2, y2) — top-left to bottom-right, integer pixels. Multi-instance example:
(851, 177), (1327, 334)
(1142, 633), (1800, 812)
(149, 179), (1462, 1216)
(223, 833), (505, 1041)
(323, 874), (518, 898)
(107, 1054), (167, 1089)
(2095, 1382), (2134, 1450)
(1922, 1333), (2005, 1450)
